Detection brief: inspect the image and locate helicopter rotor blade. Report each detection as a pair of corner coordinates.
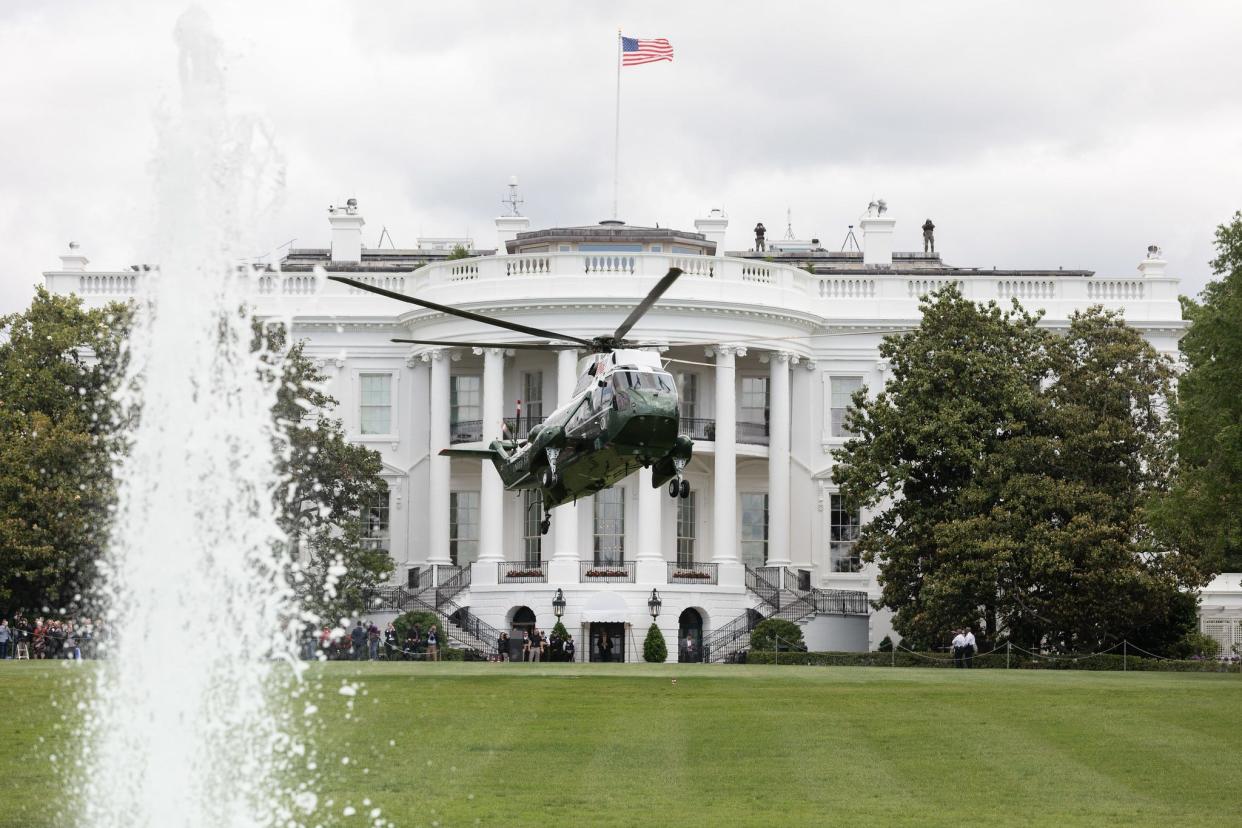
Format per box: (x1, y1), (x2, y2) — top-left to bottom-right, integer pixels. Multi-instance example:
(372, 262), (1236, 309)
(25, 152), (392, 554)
(391, 338), (580, 350)
(611, 267), (683, 342)
(329, 276), (594, 347)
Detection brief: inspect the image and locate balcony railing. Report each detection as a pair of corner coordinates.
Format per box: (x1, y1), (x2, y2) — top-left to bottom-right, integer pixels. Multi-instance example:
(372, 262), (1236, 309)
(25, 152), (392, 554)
(503, 416), (545, 440)
(450, 420), (482, 444)
(815, 589), (871, 616)
(499, 561), (548, 583)
(580, 561), (636, 583)
(678, 418), (769, 446)
(667, 561), (719, 585)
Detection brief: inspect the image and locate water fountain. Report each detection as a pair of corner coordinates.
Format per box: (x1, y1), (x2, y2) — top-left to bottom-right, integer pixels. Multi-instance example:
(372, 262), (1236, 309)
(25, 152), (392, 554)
(81, 7), (315, 826)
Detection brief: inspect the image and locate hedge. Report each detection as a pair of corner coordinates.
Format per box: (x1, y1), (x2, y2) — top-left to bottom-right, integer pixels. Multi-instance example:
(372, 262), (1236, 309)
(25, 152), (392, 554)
(745, 650), (1242, 673)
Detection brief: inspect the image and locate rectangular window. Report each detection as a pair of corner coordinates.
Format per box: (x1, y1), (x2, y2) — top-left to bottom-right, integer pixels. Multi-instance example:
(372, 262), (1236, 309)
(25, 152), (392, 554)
(740, 493), (768, 567)
(361, 483), (390, 553)
(677, 373), (698, 421)
(522, 371), (543, 432)
(580, 243), (643, 252)
(650, 244), (663, 253)
(593, 487), (625, 565)
(522, 489), (543, 566)
(359, 373), (392, 435)
(676, 492), (696, 567)
(740, 376), (769, 429)
(830, 494), (862, 572)
(831, 376), (863, 438)
(449, 491), (480, 566)
(451, 375), (481, 424)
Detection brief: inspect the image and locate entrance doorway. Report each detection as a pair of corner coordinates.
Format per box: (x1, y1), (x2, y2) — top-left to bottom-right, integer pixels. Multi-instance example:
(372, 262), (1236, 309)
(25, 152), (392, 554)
(510, 606), (535, 634)
(678, 608), (703, 662)
(589, 622), (626, 663)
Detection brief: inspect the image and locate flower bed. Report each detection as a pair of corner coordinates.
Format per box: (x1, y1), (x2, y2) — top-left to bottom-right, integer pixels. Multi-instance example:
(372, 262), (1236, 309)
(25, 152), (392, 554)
(505, 569), (543, 579)
(672, 569), (713, 580)
(585, 568), (630, 578)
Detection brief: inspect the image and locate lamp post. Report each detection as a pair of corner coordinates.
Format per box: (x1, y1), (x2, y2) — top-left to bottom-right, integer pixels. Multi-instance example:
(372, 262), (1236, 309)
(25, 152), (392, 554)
(648, 588), (662, 620)
(552, 588), (566, 619)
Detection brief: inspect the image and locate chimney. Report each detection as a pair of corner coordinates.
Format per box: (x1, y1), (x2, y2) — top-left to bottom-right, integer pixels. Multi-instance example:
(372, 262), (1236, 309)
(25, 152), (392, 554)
(328, 198), (365, 263)
(860, 200), (895, 267)
(694, 208), (729, 255)
(495, 215), (530, 256)
(1137, 244), (1167, 278)
(59, 241), (89, 272)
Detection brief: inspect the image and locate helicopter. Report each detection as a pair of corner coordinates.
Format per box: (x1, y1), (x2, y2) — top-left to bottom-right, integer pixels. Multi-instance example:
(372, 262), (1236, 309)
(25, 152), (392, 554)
(329, 269), (694, 535)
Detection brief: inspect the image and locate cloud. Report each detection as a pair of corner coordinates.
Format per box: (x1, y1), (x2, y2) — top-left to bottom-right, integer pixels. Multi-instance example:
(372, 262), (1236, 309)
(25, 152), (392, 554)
(3, 0), (1240, 318)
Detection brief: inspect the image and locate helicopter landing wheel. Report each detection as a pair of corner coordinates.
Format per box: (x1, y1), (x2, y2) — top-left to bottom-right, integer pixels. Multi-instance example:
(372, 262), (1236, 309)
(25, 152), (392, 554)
(668, 479), (680, 498)
(539, 517), (551, 535)
(540, 468), (558, 489)
(679, 479), (690, 499)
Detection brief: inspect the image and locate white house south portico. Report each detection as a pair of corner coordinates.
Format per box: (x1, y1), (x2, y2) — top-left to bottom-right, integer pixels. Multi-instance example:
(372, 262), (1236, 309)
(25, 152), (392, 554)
(42, 197), (1187, 661)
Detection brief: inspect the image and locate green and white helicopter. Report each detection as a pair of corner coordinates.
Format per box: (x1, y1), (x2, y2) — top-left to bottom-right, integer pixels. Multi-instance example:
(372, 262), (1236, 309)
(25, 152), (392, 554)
(330, 269), (694, 534)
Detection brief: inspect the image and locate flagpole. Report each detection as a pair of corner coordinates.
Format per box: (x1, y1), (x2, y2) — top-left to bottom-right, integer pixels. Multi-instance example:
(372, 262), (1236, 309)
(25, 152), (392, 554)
(613, 28), (621, 220)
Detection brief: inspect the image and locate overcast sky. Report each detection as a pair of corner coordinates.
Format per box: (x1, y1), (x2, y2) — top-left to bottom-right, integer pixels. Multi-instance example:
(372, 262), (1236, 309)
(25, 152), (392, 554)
(3, 1), (1241, 317)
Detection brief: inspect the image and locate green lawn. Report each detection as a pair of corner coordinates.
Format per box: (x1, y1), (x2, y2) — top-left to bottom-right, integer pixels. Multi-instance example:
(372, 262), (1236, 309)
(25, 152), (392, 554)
(2, 662), (1239, 827)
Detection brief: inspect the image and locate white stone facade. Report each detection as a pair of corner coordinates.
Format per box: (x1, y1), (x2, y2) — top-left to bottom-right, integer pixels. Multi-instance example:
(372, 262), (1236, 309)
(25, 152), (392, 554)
(42, 202), (1187, 660)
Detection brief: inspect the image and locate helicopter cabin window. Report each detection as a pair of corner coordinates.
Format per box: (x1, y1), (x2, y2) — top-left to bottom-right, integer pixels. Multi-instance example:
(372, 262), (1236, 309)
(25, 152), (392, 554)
(740, 493), (769, 567)
(361, 483), (390, 554)
(451, 375), (482, 425)
(593, 487), (625, 565)
(449, 491), (479, 566)
(611, 371), (675, 393)
(522, 489), (543, 566)
(359, 373), (392, 435)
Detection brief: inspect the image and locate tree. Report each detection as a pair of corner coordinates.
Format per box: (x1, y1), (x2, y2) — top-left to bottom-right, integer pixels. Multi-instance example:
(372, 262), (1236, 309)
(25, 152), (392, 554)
(266, 333), (392, 623)
(1151, 212), (1242, 573)
(446, 244), (471, 260)
(642, 623), (668, 662)
(833, 287), (1191, 652)
(750, 618), (804, 651)
(0, 288), (129, 614)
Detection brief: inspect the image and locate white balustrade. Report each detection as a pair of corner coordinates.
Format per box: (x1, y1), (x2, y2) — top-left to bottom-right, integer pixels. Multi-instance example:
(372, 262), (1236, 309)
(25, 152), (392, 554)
(740, 264), (773, 284)
(1087, 279), (1145, 301)
(907, 278), (961, 298)
(997, 280), (1056, 300)
(672, 256), (714, 278)
(504, 256), (551, 276)
(78, 274), (140, 295)
(583, 255), (636, 274)
(818, 278), (876, 299)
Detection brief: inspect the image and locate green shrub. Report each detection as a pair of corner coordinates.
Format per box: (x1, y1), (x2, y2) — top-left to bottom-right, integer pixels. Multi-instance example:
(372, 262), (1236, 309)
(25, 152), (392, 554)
(393, 610), (442, 646)
(744, 650), (1242, 672)
(643, 623), (668, 663)
(750, 619), (804, 652)
(878, 635), (893, 653)
(551, 620), (570, 643)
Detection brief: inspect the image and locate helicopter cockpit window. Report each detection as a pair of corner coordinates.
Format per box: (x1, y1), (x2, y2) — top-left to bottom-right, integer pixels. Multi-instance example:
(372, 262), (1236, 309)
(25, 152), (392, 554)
(612, 371), (676, 394)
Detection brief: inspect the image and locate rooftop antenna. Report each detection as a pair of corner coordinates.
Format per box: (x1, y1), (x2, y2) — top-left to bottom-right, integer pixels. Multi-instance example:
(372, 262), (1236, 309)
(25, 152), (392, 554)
(502, 175), (524, 217)
(377, 226), (397, 249)
(841, 225), (861, 253)
(784, 206), (795, 240)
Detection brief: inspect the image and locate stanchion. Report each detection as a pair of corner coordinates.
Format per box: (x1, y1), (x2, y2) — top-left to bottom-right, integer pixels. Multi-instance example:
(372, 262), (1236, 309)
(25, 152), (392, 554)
(1123, 640), (1127, 672)
(1006, 641), (1011, 669)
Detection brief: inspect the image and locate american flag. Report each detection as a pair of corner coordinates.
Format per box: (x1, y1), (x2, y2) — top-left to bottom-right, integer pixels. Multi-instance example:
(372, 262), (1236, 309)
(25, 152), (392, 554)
(621, 36), (674, 66)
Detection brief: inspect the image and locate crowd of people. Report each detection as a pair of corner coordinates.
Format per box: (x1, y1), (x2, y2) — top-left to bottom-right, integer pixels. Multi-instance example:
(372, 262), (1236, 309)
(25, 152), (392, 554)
(0, 614), (100, 660)
(496, 628), (576, 662)
(303, 620), (442, 661)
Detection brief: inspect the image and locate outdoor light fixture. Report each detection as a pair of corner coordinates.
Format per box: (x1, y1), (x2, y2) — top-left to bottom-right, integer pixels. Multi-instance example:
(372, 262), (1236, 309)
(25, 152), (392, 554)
(648, 588), (662, 619)
(552, 588), (566, 618)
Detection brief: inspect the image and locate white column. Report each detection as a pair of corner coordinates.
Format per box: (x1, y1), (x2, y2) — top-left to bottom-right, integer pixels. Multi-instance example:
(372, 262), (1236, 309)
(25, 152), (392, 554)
(552, 349), (581, 577)
(426, 349), (451, 565)
(712, 345), (744, 567)
(766, 352), (792, 567)
(477, 347), (506, 569)
(635, 466), (665, 583)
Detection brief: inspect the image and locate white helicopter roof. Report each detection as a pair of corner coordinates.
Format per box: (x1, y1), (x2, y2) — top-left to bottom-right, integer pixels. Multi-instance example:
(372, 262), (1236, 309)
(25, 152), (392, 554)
(578, 349), (664, 375)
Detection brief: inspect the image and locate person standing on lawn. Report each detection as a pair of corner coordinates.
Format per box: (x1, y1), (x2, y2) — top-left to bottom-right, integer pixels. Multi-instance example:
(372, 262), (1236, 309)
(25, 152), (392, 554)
(951, 629), (966, 668)
(426, 625), (439, 661)
(964, 628), (977, 668)
(350, 620), (366, 661)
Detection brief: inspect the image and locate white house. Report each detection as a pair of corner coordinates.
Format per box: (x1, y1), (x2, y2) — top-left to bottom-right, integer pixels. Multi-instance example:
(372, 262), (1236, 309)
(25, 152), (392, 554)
(43, 198), (1189, 661)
